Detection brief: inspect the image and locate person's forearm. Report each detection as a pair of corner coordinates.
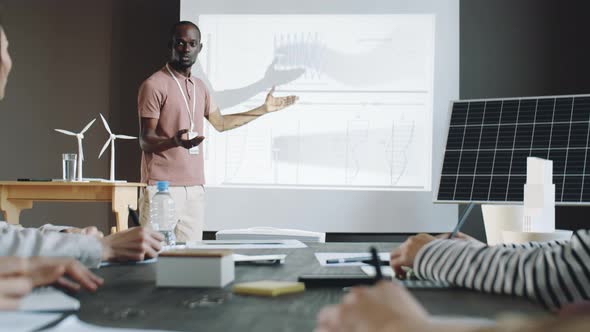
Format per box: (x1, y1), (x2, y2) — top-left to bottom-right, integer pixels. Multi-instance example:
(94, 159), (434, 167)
(139, 132), (178, 153)
(38, 224), (71, 233)
(209, 106), (267, 132)
(414, 230), (590, 310)
(499, 240), (568, 250)
(0, 223), (102, 268)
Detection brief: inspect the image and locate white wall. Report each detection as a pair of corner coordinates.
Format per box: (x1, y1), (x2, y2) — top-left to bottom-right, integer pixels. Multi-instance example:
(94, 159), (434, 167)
(181, 0), (459, 232)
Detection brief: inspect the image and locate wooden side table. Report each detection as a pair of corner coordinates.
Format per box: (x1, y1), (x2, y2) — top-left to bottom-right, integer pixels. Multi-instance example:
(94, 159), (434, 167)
(0, 181), (145, 232)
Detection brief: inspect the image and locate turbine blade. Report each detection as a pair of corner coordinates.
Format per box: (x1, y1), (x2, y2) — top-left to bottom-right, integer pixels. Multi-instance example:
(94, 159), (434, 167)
(98, 138), (112, 158)
(80, 118), (96, 134)
(115, 135), (137, 139)
(54, 129), (76, 136)
(99, 113), (112, 135)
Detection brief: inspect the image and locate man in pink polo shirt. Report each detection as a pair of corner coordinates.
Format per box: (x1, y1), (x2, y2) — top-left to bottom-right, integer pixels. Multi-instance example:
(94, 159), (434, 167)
(138, 21), (298, 242)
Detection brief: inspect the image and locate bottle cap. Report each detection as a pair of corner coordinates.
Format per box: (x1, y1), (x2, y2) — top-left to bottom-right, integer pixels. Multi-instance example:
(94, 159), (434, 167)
(156, 181), (169, 192)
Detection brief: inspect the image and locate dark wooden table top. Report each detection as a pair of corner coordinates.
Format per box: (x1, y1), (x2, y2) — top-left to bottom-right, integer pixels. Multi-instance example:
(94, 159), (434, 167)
(73, 242), (548, 331)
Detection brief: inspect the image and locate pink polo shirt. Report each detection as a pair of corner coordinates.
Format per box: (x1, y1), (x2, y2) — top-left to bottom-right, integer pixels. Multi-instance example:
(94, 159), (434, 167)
(138, 65), (212, 186)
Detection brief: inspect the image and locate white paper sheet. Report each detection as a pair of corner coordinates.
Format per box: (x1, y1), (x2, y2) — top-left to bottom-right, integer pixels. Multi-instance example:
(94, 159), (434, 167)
(315, 252), (390, 266)
(233, 254), (287, 264)
(20, 287), (80, 311)
(44, 315), (178, 331)
(0, 312), (62, 332)
(186, 239), (307, 249)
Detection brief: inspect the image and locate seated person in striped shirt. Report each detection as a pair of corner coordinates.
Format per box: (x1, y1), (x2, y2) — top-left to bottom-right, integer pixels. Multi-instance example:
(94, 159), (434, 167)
(390, 230), (590, 310)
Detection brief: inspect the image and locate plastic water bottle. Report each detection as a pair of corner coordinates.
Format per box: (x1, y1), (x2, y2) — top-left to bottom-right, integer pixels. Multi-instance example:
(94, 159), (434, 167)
(149, 181), (176, 245)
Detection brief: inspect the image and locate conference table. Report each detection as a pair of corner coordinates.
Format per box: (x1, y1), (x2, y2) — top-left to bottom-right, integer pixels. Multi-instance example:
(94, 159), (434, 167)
(66, 242), (549, 331)
(0, 181), (144, 232)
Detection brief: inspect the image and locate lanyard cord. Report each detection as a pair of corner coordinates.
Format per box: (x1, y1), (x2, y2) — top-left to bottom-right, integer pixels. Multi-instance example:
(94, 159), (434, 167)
(166, 64), (196, 132)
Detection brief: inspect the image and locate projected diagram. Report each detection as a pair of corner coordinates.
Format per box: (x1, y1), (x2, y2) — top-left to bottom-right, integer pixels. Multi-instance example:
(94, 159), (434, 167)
(197, 15), (435, 189)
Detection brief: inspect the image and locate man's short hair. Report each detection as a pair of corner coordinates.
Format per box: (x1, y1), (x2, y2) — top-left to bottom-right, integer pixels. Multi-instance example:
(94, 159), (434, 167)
(170, 21), (201, 42)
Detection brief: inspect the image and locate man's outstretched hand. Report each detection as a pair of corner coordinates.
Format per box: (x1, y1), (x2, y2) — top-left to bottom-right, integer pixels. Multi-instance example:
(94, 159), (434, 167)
(264, 86), (298, 113)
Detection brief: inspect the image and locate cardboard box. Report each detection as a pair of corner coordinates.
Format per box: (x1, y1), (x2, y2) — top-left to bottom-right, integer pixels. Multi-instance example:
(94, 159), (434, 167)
(156, 249), (234, 288)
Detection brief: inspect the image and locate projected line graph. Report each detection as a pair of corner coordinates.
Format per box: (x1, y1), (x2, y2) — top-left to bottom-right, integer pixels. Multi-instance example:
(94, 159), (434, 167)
(217, 116), (418, 187)
(274, 32), (326, 80)
(198, 14), (435, 190)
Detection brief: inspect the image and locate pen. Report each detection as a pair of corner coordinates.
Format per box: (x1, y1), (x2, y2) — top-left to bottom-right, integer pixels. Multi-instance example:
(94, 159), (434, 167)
(370, 247), (383, 282)
(128, 206), (141, 227)
(448, 202), (475, 239)
(325, 256), (372, 264)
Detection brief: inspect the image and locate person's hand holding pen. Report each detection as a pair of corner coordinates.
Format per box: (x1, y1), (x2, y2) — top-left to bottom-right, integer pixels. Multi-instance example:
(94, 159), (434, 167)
(100, 227), (164, 262)
(391, 203), (479, 279)
(389, 234), (436, 279)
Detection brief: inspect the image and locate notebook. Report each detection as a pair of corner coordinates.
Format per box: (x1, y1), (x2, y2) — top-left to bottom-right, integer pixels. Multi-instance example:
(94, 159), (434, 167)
(20, 287), (80, 311)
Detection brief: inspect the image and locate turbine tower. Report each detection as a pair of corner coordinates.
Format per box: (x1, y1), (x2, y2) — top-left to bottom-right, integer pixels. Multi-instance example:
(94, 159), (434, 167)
(98, 113), (137, 182)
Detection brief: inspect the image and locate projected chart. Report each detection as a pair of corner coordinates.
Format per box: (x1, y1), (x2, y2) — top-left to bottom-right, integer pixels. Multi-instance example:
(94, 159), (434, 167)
(196, 15), (435, 189)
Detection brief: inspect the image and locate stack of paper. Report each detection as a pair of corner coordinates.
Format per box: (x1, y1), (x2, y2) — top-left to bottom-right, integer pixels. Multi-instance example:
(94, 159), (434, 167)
(216, 227), (325, 243)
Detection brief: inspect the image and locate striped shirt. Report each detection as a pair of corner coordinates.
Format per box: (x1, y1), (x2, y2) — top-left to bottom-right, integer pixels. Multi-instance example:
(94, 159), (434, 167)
(414, 230), (590, 310)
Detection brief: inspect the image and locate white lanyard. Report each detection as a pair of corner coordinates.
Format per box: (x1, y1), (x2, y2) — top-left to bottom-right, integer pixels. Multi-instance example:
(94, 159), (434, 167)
(166, 64), (196, 132)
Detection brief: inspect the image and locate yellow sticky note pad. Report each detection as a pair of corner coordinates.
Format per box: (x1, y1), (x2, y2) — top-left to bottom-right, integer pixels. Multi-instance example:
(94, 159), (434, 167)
(233, 280), (305, 297)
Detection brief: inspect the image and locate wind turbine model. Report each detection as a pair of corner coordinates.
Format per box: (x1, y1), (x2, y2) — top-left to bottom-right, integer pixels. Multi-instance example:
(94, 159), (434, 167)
(54, 118), (96, 181)
(98, 113), (137, 182)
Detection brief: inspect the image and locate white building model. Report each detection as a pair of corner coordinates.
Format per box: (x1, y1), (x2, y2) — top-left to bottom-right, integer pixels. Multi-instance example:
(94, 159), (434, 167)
(523, 157), (555, 233)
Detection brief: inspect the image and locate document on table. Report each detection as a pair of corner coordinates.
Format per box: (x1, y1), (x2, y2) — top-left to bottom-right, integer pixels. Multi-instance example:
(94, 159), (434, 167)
(315, 252), (390, 266)
(0, 312), (62, 332)
(186, 239), (307, 249)
(44, 315), (180, 331)
(233, 254), (287, 264)
(20, 287), (80, 311)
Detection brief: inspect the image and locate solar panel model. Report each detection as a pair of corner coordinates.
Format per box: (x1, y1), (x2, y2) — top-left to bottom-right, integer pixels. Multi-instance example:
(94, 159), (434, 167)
(436, 94), (590, 205)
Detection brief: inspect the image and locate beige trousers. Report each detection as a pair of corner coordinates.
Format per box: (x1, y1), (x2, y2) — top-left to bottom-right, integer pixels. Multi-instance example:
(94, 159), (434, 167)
(138, 185), (205, 242)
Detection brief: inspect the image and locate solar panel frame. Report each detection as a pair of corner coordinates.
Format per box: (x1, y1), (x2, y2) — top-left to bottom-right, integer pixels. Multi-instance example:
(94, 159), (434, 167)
(434, 93), (590, 206)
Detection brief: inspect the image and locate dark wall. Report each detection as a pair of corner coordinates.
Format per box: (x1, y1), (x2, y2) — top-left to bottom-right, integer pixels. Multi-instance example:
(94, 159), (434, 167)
(108, 0), (179, 228)
(109, 0), (179, 184)
(0, 0), (113, 230)
(460, 0), (590, 240)
(0, 0), (179, 232)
